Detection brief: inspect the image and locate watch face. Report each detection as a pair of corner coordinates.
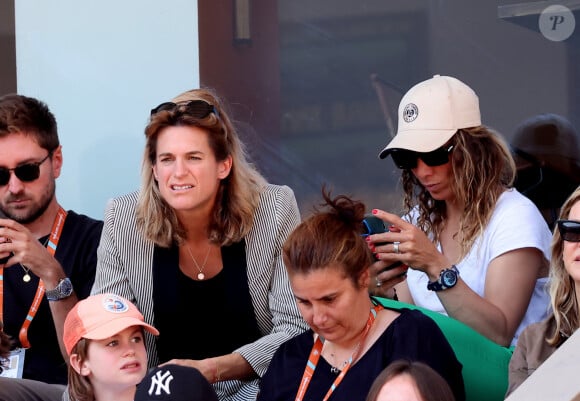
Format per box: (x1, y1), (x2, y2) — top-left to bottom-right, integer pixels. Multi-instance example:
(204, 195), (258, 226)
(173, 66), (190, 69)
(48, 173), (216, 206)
(60, 278), (73, 296)
(47, 278), (73, 300)
(441, 270), (457, 287)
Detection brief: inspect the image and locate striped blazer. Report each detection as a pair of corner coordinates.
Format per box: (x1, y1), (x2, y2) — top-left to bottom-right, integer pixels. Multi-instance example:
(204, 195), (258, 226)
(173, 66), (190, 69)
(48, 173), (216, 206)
(91, 184), (308, 401)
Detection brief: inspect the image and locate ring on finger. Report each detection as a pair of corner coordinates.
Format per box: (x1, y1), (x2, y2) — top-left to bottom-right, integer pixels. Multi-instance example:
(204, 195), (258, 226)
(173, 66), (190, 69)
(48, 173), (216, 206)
(393, 241), (400, 254)
(376, 278), (382, 287)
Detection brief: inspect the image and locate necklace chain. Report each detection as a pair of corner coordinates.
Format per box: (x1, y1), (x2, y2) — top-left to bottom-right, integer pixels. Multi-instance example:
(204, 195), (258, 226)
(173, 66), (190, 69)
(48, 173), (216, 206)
(185, 244), (211, 280)
(326, 338), (364, 374)
(21, 236), (50, 283)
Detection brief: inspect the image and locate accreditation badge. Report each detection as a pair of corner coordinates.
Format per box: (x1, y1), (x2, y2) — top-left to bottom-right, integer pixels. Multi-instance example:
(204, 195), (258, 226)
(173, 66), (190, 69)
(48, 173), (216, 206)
(0, 348), (25, 378)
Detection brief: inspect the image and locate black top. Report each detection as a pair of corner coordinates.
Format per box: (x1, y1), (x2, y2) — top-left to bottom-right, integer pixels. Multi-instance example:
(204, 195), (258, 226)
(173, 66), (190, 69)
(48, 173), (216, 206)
(3, 210), (103, 384)
(257, 308), (465, 401)
(153, 239), (261, 362)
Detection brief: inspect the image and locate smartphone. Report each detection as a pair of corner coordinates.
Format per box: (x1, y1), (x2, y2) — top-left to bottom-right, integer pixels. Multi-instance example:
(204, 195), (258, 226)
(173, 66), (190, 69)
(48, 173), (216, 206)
(362, 215), (392, 242)
(361, 215), (402, 271)
(362, 215), (388, 238)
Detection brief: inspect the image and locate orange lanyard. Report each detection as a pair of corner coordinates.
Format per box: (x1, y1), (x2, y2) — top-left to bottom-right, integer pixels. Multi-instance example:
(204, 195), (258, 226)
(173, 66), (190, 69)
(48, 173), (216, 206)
(294, 304), (382, 401)
(0, 206), (67, 348)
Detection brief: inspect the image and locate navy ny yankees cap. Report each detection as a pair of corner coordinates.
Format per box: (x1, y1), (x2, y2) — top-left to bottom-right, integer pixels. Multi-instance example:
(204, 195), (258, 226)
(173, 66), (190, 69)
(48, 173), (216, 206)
(135, 364), (218, 401)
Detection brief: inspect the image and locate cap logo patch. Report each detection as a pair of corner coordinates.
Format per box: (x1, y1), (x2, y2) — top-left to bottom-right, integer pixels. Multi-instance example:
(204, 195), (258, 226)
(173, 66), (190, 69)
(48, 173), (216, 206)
(403, 103), (419, 123)
(147, 369), (174, 396)
(102, 295), (129, 313)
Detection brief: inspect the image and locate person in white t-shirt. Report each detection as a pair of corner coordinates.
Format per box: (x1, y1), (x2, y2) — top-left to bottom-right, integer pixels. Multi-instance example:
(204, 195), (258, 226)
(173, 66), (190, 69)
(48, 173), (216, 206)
(367, 74), (552, 347)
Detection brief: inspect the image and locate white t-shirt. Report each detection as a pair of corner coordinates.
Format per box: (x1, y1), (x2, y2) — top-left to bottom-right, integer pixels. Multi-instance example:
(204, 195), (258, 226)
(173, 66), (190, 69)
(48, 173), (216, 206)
(406, 188), (552, 347)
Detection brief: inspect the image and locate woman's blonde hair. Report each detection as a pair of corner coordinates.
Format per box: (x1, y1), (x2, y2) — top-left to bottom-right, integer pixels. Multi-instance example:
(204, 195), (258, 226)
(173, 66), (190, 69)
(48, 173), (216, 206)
(546, 185), (580, 347)
(136, 88), (267, 247)
(401, 126), (516, 260)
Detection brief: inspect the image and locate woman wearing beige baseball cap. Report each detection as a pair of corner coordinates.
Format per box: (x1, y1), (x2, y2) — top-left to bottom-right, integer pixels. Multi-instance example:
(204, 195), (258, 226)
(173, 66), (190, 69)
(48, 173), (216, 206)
(367, 75), (552, 348)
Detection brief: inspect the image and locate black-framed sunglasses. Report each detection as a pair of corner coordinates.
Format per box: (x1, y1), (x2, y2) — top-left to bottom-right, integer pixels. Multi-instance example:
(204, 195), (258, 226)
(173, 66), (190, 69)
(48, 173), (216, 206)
(390, 145), (454, 170)
(557, 220), (580, 242)
(150, 100), (218, 119)
(0, 153), (52, 186)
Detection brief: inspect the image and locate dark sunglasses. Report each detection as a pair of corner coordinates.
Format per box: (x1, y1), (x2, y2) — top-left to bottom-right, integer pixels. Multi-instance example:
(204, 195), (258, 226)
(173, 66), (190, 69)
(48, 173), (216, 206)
(557, 220), (580, 242)
(390, 145), (454, 170)
(0, 153), (52, 186)
(150, 100), (218, 119)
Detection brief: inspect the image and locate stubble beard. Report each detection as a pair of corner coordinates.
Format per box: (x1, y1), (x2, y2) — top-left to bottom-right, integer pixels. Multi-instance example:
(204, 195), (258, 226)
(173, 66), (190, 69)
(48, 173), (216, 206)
(0, 180), (56, 224)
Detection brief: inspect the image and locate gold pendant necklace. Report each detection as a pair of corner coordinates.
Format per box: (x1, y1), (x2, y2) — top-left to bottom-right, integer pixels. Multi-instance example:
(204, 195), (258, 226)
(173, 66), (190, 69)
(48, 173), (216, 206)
(20, 235), (51, 283)
(186, 244), (211, 280)
(21, 264), (31, 283)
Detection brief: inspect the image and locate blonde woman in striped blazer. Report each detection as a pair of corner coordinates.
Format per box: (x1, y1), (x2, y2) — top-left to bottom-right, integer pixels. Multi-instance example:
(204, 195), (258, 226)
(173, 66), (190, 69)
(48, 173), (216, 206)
(91, 88), (308, 401)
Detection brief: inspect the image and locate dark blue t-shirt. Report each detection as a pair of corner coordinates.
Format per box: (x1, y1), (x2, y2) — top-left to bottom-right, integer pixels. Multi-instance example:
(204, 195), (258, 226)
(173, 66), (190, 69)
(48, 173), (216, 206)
(257, 307), (465, 401)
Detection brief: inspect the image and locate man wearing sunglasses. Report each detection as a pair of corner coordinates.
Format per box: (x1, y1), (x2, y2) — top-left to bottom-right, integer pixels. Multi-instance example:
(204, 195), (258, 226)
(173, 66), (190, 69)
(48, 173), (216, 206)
(366, 75), (552, 349)
(0, 94), (103, 401)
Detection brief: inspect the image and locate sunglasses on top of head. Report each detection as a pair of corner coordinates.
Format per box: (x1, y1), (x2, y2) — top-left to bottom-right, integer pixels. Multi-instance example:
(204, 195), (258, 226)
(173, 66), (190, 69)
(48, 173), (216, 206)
(389, 145), (454, 170)
(557, 220), (580, 242)
(0, 153), (52, 186)
(150, 99), (219, 120)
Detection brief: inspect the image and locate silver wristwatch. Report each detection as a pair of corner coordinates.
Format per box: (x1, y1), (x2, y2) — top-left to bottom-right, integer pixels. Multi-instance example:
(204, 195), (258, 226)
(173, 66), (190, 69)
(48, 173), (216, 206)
(45, 277), (73, 301)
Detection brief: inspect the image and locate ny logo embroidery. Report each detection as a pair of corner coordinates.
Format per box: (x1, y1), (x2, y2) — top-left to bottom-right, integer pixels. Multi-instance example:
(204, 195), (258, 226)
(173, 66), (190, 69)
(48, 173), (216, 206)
(147, 370), (174, 396)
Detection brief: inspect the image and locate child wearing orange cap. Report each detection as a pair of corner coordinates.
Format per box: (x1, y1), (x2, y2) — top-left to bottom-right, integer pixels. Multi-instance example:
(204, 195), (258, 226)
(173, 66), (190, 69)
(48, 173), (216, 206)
(63, 293), (159, 401)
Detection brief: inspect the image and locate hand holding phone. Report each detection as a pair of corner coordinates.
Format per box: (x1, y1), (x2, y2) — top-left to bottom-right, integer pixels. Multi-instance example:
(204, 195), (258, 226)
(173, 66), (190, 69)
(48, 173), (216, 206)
(362, 215), (403, 271)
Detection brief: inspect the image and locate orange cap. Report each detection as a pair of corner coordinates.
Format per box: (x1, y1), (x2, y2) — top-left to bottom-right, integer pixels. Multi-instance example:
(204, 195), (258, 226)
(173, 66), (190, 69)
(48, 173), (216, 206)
(63, 293), (159, 355)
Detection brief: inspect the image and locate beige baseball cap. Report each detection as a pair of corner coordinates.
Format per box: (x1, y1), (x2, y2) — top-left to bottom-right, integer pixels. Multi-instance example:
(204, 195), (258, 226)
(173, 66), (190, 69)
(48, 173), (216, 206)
(379, 75), (481, 158)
